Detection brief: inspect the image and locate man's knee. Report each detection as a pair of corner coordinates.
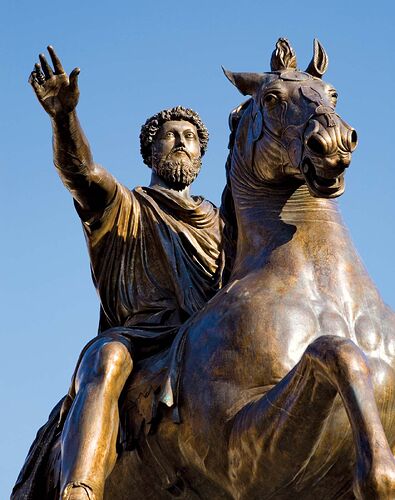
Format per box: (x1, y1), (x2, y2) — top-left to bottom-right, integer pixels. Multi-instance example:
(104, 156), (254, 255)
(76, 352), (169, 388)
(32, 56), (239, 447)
(75, 339), (133, 391)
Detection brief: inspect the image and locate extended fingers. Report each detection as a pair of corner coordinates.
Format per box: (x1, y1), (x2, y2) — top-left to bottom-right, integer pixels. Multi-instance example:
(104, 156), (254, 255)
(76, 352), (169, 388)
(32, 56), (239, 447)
(69, 67), (80, 91)
(29, 45), (62, 92)
(28, 69), (44, 96)
(39, 53), (54, 79)
(47, 45), (65, 74)
(34, 63), (45, 84)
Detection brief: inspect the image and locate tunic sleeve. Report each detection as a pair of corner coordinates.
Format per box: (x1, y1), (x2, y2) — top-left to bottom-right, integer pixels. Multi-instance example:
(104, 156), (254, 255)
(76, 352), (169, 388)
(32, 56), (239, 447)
(77, 183), (139, 249)
(75, 183), (141, 327)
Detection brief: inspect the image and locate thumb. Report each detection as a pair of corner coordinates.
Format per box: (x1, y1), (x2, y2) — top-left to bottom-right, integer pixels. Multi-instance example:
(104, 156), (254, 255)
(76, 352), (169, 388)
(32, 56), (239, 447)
(69, 67), (80, 91)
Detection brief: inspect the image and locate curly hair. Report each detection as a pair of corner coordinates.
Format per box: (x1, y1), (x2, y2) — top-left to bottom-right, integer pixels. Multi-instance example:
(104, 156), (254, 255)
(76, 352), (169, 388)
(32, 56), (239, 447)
(140, 106), (209, 166)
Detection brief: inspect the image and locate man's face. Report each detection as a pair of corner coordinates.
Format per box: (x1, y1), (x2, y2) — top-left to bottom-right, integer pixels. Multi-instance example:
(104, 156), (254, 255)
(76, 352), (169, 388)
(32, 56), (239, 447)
(151, 120), (202, 190)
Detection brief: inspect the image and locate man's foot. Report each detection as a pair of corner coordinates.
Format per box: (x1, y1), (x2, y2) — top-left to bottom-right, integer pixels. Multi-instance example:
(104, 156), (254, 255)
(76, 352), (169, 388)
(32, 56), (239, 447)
(62, 482), (96, 500)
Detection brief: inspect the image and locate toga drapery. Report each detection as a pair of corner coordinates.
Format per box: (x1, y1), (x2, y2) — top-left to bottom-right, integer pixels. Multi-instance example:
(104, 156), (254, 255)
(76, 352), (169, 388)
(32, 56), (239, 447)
(80, 183), (223, 334)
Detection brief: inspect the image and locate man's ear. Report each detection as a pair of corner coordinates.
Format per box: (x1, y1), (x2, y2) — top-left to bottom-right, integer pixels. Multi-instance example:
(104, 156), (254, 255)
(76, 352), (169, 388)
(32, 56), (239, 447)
(149, 144), (157, 168)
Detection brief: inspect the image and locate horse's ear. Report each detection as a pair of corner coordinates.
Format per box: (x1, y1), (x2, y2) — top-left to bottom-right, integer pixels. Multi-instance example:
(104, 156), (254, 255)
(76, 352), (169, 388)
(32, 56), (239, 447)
(222, 67), (265, 96)
(305, 39), (329, 78)
(270, 38), (297, 71)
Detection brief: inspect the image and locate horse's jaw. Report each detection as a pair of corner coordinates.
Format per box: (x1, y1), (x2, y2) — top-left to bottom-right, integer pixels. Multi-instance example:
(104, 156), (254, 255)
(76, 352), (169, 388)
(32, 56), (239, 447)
(301, 156), (346, 198)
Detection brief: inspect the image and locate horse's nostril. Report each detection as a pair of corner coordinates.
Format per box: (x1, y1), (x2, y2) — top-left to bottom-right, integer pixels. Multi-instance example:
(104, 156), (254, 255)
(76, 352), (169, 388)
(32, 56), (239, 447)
(307, 135), (326, 155)
(350, 129), (358, 151)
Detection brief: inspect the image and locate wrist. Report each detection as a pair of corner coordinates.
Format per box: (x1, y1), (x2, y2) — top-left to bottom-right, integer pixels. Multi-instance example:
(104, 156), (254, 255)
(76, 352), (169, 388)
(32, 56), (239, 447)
(51, 108), (77, 123)
(51, 110), (79, 132)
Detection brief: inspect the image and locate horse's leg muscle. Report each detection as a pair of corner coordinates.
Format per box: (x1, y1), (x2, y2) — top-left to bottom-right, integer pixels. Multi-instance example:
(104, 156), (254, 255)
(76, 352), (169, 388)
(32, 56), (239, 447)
(228, 335), (395, 500)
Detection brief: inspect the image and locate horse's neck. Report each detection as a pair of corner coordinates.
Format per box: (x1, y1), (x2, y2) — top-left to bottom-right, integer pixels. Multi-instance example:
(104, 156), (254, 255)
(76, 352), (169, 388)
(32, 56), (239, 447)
(230, 162), (366, 287)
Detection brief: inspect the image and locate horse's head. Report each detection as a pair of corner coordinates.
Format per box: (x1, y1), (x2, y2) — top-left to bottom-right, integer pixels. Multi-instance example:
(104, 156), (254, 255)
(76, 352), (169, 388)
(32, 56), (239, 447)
(224, 38), (357, 198)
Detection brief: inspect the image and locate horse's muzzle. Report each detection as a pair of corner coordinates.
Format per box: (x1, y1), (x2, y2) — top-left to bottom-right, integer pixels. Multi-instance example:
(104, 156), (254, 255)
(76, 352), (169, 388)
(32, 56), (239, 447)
(304, 116), (358, 159)
(300, 116), (357, 198)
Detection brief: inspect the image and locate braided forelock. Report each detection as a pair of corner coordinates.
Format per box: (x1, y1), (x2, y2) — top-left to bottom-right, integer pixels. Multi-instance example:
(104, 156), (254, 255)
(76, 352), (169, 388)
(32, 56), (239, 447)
(140, 106), (209, 166)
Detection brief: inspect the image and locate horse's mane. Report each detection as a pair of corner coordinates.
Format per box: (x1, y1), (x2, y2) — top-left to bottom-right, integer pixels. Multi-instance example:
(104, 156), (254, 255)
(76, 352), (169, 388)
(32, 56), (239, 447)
(220, 99), (251, 284)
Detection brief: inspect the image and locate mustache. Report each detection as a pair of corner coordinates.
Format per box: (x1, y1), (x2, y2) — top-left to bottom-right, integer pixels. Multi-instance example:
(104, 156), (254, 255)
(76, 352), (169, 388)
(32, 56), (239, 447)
(153, 157), (202, 190)
(166, 147), (192, 160)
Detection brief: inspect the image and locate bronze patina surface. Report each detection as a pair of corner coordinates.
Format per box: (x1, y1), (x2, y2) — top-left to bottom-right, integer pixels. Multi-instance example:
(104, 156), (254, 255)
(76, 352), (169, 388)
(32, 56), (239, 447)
(14, 47), (223, 500)
(14, 40), (395, 500)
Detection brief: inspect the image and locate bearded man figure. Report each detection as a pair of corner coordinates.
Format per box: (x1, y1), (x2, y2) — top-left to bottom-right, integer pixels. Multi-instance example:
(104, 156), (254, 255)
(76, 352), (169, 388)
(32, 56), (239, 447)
(14, 47), (223, 500)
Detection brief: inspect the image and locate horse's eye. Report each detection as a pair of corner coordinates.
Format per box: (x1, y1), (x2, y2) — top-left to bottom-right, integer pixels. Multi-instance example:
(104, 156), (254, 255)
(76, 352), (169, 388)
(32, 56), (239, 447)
(263, 94), (279, 106)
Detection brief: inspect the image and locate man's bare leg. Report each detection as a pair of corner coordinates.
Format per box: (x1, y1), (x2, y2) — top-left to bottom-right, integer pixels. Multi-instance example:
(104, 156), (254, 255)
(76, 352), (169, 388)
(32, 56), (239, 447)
(60, 339), (133, 500)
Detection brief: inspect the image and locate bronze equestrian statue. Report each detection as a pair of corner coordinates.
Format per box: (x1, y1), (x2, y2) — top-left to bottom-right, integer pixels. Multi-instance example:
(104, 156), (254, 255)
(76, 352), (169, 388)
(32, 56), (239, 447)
(14, 39), (395, 499)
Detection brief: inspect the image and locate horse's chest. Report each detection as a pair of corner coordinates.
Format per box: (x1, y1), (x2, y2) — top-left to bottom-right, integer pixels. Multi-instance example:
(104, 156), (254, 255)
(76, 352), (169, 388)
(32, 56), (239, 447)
(243, 291), (394, 385)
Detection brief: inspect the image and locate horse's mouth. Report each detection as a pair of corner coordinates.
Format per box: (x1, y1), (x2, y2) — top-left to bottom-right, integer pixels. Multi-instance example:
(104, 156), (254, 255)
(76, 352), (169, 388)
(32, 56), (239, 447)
(301, 157), (345, 198)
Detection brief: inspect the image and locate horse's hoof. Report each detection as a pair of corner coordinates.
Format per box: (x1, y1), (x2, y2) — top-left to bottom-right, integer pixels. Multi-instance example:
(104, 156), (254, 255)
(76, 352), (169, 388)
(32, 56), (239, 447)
(62, 481), (96, 500)
(353, 455), (395, 500)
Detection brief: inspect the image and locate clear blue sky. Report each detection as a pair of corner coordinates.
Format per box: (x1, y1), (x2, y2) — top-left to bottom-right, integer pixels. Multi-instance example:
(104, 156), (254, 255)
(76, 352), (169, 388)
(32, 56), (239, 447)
(1, 0), (394, 496)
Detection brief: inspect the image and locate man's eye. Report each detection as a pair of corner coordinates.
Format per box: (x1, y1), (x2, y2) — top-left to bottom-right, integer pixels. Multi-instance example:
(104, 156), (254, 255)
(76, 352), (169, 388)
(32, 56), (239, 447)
(330, 92), (338, 104)
(185, 133), (195, 139)
(165, 132), (175, 138)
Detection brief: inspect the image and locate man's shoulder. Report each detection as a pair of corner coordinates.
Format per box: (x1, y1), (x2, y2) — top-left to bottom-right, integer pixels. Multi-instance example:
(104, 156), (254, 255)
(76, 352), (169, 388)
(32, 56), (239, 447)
(131, 185), (221, 224)
(134, 185), (216, 207)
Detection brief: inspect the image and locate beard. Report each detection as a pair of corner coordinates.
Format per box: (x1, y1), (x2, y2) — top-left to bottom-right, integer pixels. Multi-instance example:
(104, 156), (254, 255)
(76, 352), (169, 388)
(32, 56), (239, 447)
(152, 152), (202, 190)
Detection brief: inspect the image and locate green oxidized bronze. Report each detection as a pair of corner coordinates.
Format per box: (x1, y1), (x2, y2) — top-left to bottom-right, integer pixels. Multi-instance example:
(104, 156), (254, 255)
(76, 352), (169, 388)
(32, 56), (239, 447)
(13, 39), (395, 500)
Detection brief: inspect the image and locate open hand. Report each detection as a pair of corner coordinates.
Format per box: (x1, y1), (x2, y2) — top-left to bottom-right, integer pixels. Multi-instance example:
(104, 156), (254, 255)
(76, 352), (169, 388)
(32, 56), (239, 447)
(29, 46), (80, 117)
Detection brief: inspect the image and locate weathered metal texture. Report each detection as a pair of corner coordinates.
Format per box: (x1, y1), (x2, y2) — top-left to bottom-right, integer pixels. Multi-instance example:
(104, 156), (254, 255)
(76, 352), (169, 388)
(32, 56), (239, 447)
(13, 40), (395, 500)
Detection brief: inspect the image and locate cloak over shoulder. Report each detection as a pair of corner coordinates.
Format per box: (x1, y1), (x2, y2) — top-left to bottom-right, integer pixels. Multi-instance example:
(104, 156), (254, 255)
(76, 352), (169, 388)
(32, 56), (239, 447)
(79, 183), (224, 332)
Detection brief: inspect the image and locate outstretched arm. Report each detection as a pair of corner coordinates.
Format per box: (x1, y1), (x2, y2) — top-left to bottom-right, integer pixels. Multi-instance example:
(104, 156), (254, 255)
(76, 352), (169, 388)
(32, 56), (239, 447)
(29, 46), (116, 215)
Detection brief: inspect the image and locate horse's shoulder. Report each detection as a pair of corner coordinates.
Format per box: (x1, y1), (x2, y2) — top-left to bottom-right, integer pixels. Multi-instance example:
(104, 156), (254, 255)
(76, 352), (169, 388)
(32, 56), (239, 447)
(380, 305), (395, 365)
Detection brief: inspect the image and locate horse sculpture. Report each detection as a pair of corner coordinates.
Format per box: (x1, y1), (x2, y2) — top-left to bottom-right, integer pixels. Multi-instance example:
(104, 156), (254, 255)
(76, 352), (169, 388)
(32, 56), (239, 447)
(16, 39), (395, 500)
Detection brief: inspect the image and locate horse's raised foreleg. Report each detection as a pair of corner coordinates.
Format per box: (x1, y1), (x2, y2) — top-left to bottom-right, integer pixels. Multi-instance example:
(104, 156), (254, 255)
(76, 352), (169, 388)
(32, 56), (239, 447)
(228, 335), (395, 500)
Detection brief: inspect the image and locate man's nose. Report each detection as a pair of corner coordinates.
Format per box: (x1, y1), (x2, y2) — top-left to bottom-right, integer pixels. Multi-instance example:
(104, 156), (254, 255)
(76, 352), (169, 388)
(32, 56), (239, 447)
(175, 134), (186, 148)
